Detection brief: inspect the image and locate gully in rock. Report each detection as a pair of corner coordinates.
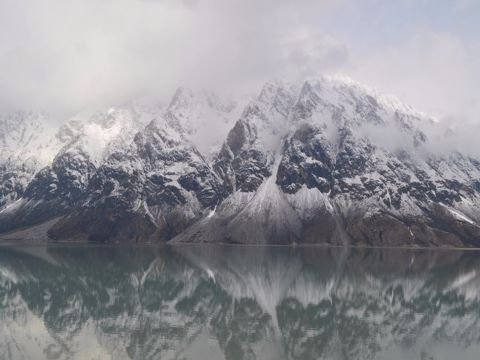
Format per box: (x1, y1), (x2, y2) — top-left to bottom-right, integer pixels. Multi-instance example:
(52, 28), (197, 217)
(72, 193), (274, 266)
(1, 77), (480, 246)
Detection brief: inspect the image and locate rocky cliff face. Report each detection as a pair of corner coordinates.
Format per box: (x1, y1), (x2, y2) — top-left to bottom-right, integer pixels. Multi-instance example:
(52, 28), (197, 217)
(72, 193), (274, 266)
(0, 104), (159, 234)
(46, 91), (243, 242)
(0, 111), (66, 208)
(1, 77), (480, 246)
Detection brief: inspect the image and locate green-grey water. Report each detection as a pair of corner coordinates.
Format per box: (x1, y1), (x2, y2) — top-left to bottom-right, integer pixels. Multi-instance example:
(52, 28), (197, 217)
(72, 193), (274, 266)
(1, 245), (480, 360)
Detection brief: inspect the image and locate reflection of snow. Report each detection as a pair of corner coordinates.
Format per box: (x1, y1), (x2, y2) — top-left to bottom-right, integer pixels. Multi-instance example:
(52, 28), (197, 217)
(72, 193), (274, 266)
(2, 246), (480, 360)
(206, 268), (215, 282)
(450, 270), (477, 289)
(0, 265), (19, 283)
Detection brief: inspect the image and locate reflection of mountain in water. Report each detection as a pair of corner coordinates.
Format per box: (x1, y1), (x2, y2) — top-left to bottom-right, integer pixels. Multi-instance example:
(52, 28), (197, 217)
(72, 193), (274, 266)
(1, 245), (480, 360)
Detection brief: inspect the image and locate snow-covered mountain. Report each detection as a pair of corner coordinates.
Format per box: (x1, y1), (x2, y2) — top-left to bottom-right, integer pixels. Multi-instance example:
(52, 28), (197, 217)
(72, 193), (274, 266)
(0, 111), (67, 207)
(0, 103), (162, 233)
(1, 76), (480, 246)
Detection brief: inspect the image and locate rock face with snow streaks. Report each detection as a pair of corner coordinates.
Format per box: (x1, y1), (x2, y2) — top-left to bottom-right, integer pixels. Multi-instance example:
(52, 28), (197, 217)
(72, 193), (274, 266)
(47, 91), (242, 242)
(1, 77), (480, 246)
(0, 104), (158, 234)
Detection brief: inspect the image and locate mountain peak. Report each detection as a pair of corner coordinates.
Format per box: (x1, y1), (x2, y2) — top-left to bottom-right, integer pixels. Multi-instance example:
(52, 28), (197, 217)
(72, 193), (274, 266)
(2, 76), (480, 247)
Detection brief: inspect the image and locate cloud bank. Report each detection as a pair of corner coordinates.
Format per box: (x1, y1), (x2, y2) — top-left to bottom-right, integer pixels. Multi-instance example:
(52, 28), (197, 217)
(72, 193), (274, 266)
(0, 0), (478, 124)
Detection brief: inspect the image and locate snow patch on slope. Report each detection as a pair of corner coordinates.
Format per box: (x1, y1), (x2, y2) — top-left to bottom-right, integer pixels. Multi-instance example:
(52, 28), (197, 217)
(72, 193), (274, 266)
(445, 206), (477, 226)
(286, 185), (334, 221)
(229, 156), (301, 243)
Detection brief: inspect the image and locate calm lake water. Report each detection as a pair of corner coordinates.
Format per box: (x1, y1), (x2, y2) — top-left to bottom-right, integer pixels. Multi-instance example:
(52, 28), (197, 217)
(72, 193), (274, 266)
(1, 245), (480, 360)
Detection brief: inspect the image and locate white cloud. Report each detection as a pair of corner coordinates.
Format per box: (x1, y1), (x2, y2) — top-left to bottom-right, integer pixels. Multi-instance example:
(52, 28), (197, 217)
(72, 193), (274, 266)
(352, 32), (480, 122)
(0, 0), (344, 116)
(0, 0), (478, 129)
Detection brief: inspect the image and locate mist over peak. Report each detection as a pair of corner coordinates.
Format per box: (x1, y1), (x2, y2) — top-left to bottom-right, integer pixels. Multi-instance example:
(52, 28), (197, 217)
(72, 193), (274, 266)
(0, 0), (478, 124)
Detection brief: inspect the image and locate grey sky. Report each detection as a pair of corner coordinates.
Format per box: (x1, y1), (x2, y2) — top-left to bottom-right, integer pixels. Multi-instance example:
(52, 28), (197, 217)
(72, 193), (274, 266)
(0, 0), (478, 122)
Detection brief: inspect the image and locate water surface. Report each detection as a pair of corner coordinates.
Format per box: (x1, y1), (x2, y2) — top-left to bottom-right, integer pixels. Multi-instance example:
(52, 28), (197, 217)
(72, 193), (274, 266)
(1, 245), (480, 359)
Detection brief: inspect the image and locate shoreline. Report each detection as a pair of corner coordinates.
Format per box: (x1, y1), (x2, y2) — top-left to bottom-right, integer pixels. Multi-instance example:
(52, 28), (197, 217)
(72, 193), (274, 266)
(1, 240), (480, 251)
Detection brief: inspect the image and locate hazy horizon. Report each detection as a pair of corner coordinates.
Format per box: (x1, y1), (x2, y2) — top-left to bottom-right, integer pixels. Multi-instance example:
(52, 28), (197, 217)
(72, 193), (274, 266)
(0, 0), (479, 124)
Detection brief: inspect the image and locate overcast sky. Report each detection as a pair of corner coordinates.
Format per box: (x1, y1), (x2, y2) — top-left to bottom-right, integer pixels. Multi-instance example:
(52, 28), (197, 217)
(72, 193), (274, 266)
(0, 0), (479, 122)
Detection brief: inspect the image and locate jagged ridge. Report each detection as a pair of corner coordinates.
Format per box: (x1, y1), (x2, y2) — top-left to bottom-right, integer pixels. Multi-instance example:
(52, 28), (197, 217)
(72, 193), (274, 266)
(1, 76), (480, 246)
